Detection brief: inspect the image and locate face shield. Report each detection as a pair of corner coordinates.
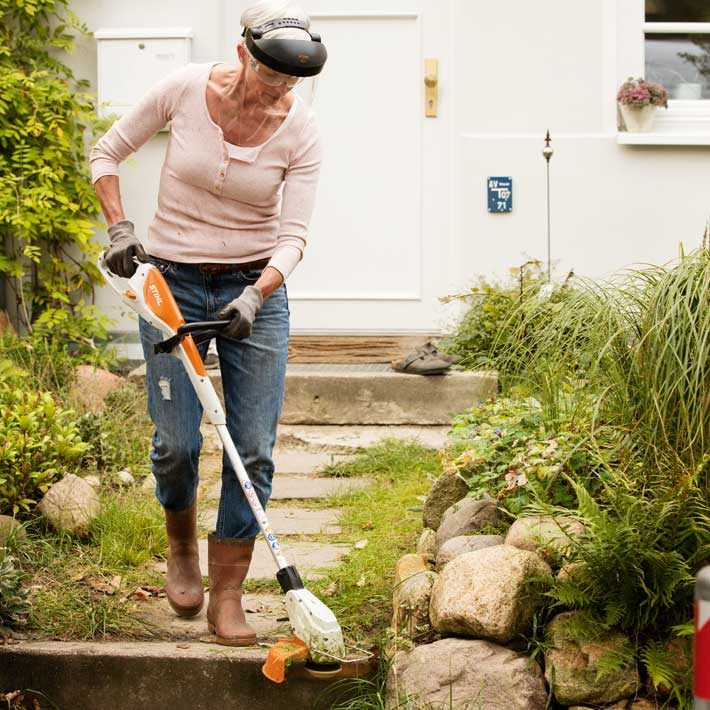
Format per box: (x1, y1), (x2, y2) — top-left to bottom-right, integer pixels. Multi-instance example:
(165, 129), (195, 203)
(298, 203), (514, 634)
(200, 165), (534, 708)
(224, 18), (327, 148)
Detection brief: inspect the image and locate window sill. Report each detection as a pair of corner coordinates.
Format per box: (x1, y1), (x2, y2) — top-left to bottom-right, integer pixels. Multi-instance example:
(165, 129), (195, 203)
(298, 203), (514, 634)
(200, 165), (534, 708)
(617, 132), (710, 145)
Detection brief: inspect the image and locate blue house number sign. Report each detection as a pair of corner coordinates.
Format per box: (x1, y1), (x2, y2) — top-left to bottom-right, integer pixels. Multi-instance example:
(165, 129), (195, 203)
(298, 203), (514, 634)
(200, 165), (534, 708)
(487, 177), (513, 213)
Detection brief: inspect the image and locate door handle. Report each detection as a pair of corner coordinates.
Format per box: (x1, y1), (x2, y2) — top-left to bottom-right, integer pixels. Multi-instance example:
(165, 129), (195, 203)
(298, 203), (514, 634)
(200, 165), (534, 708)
(424, 58), (438, 117)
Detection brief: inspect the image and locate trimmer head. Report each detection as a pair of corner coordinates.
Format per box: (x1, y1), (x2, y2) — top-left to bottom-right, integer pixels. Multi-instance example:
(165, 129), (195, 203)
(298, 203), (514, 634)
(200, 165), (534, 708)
(285, 588), (345, 666)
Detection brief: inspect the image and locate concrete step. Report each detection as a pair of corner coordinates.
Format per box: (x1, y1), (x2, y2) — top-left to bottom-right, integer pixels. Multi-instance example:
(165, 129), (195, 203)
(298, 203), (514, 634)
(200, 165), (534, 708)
(129, 363), (497, 425)
(0, 641), (354, 710)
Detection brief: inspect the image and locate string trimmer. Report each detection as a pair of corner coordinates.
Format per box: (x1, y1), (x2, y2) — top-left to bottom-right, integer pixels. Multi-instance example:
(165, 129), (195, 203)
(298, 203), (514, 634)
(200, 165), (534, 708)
(98, 254), (360, 681)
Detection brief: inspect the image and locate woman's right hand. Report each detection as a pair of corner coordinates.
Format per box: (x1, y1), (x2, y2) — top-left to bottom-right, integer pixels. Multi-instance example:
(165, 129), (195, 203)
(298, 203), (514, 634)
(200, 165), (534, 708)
(105, 219), (148, 277)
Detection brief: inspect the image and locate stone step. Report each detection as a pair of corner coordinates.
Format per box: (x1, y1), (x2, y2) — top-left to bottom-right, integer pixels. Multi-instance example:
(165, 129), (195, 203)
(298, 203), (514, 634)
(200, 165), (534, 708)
(199, 507), (342, 536)
(196, 539), (350, 580)
(129, 363), (496, 425)
(206, 474), (370, 501)
(0, 640), (354, 710)
(276, 424), (451, 452)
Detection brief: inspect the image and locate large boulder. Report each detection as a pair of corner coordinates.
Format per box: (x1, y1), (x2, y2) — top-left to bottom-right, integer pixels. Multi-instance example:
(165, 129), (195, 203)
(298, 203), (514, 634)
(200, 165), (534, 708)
(37, 474), (101, 535)
(70, 365), (123, 414)
(505, 514), (586, 564)
(435, 534), (503, 571)
(545, 611), (640, 706)
(435, 496), (500, 549)
(422, 473), (469, 530)
(429, 545), (551, 643)
(415, 528), (437, 558)
(392, 569), (438, 640)
(385, 637), (548, 710)
(430, 545), (551, 643)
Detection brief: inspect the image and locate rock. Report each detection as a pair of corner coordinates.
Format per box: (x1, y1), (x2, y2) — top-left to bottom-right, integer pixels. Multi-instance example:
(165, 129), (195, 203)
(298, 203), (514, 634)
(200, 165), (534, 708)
(0, 515), (25, 546)
(385, 637), (547, 710)
(630, 700), (658, 710)
(394, 553), (431, 585)
(37, 474), (101, 535)
(430, 545), (551, 643)
(84, 475), (101, 489)
(416, 528), (437, 558)
(435, 534), (503, 571)
(141, 473), (157, 491)
(422, 472), (469, 530)
(544, 611), (640, 706)
(505, 514), (586, 564)
(435, 495), (500, 550)
(115, 469), (135, 486)
(70, 365), (123, 414)
(392, 569), (437, 640)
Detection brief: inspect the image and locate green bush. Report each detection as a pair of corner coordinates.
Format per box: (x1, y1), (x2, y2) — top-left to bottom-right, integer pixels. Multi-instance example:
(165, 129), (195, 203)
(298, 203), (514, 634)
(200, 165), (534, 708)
(442, 260), (573, 368)
(495, 250), (710, 480)
(444, 397), (610, 515)
(0, 386), (88, 514)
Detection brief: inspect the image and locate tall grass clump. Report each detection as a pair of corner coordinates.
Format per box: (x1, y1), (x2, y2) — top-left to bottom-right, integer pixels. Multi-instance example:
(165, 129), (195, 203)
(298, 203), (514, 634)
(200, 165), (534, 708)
(495, 249), (710, 481)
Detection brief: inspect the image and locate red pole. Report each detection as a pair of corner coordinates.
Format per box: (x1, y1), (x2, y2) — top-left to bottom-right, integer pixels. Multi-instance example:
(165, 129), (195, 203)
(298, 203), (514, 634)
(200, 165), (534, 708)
(697, 567), (710, 708)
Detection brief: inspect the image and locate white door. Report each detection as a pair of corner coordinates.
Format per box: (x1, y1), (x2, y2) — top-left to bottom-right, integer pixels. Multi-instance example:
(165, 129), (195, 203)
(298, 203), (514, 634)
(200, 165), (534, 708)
(226, 1), (453, 335)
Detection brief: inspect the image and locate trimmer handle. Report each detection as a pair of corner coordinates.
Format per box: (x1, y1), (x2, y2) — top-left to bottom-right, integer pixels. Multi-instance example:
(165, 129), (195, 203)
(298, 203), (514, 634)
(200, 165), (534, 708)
(154, 320), (231, 354)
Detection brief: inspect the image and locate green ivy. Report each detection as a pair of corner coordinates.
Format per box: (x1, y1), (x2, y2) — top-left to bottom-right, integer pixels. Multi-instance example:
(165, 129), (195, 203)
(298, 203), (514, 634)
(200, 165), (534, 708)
(0, 0), (110, 348)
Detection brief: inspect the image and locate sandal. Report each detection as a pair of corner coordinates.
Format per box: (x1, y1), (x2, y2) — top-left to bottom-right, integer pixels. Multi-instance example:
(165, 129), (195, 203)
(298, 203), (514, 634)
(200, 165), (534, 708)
(391, 349), (452, 375)
(416, 341), (462, 365)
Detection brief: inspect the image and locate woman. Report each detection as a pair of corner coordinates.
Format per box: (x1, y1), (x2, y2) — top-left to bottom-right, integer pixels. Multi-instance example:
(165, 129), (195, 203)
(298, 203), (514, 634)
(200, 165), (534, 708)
(89, 1), (326, 646)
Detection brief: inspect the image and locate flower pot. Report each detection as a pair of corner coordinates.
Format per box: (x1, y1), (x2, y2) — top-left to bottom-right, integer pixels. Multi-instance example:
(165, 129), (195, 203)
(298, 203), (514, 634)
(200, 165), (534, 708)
(619, 103), (657, 132)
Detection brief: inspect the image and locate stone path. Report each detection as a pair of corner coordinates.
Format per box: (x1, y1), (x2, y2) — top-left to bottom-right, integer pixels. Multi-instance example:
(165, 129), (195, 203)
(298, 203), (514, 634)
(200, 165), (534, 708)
(137, 423), (448, 641)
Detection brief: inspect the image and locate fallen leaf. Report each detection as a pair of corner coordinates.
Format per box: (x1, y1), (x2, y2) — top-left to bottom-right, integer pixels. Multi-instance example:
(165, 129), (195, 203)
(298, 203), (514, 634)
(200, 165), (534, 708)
(322, 581), (337, 597)
(176, 643), (191, 649)
(110, 575), (122, 590)
(132, 587), (152, 601)
(356, 574), (366, 588)
(354, 540), (368, 550)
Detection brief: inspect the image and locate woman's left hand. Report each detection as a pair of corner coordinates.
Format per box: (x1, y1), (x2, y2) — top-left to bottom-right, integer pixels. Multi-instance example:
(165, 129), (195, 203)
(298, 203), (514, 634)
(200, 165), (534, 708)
(218, 286), (264, 339)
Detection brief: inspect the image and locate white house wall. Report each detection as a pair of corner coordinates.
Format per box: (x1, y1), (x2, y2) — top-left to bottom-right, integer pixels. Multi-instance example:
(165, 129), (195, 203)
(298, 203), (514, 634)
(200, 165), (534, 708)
(65, 0), (710, 335)
(451, 0), (710, 291)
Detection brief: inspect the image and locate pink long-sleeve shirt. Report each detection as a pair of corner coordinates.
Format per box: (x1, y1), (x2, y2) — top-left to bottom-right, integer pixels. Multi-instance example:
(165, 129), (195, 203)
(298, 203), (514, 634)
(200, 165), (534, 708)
(89, 62), (322, 279)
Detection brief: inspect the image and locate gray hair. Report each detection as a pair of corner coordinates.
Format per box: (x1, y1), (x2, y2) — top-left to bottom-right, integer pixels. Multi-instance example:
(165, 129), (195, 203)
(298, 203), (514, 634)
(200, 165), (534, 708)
(240, 1), (311, 41)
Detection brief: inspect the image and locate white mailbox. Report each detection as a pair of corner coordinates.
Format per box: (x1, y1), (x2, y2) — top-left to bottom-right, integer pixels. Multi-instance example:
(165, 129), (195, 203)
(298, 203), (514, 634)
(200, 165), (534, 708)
(95, 28), (193, 118)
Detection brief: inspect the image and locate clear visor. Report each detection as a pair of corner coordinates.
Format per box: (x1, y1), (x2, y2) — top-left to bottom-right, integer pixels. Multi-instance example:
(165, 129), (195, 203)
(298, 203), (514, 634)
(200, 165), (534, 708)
(248, 55), (303, 88)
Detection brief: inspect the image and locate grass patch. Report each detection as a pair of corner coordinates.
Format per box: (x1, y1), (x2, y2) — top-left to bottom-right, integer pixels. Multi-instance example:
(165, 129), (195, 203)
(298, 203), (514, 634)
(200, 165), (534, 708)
(14, 489), (166, 640)
(309, 439), (439, 644)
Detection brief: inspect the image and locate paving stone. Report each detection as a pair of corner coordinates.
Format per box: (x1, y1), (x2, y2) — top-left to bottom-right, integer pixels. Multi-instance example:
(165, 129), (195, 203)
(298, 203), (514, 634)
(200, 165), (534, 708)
(199, 507), (341, 535)
(206, 474), (370, 501)
(273, 449), (353, 474)
(197, 539), (350, 580)
(277, 424), (451, 452)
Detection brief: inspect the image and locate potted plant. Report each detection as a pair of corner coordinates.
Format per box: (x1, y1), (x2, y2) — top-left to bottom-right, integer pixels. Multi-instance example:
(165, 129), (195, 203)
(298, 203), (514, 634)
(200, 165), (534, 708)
(617, 77), (668, 132)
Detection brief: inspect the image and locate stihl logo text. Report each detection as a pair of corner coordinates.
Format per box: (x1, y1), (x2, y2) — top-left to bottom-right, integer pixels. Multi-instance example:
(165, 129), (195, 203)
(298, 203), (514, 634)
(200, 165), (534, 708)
(149, 284), (163, 307)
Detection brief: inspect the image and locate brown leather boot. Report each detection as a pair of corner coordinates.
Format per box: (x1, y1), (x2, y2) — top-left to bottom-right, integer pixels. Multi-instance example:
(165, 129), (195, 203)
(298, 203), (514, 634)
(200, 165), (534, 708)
(206, 533), (257, 646)
(164, 504), (204, 617)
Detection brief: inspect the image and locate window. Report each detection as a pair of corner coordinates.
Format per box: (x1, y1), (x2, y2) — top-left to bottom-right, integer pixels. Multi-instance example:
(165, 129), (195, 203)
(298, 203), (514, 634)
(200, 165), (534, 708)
(645, 1), (710, 101)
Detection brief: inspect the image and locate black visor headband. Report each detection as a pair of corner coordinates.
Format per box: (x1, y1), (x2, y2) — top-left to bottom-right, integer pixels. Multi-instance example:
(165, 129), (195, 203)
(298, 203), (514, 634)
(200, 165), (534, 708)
(242, 17), (327, 78)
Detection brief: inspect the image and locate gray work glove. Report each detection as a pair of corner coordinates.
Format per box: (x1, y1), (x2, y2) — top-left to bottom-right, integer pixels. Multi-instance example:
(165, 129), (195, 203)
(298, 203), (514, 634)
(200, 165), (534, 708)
(217, 286), (264, 340)
(105, 219), (147, 278)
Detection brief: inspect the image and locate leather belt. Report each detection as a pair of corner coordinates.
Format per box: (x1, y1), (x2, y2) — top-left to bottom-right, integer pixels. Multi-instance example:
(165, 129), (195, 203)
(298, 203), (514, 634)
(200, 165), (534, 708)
(194, 258), (270, 275)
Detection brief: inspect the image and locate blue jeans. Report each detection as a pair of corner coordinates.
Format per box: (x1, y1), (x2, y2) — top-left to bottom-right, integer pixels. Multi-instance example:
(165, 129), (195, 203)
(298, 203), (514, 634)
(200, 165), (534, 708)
(138, 256), (289, 539)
